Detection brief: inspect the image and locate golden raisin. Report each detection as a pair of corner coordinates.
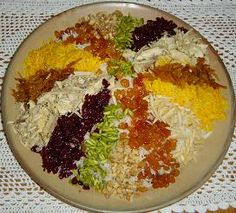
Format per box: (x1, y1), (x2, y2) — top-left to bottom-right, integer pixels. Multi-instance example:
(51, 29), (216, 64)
(120, 79), (130, 88)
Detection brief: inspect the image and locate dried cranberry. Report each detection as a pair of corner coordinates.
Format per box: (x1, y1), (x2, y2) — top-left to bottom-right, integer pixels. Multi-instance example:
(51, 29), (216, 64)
(31, 145), (42, 153)
(71, 177), (78, 185)
(83, 185), (90, 190)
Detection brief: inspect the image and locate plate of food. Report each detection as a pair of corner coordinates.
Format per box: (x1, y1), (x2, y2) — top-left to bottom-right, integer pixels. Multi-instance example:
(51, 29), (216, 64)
(1, 2), (235, 212)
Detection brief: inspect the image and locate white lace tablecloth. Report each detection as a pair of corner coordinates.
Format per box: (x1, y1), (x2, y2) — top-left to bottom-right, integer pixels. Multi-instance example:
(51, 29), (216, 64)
(0, 0), (235, 212)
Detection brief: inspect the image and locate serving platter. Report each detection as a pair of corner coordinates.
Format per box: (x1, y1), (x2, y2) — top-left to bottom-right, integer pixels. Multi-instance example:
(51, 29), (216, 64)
(1, 2), (235, 212)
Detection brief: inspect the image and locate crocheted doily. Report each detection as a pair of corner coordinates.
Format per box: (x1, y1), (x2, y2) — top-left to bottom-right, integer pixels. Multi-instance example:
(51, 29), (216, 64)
(0, 0), (235, 212)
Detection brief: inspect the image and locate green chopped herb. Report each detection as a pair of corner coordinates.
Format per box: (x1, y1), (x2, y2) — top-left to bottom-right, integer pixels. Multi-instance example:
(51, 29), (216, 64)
(77, 104), (126, 190)
(108, 59), (134, 77)
(114, 15), (144, 49)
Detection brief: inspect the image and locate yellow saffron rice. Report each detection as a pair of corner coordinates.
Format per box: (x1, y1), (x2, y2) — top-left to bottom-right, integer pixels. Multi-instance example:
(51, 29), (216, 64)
(144, 78), (227, 131)
(21, 41), (105, 78)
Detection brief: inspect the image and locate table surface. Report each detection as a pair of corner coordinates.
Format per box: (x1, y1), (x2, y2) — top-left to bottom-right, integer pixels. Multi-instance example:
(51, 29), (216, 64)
(0, 0), (235, 212)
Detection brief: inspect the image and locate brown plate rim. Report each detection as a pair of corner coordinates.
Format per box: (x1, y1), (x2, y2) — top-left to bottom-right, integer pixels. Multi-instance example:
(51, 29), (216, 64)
(1, 1), (236, 212)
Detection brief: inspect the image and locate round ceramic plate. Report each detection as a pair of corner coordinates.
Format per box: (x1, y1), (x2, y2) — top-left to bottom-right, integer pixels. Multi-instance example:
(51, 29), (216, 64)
(1, 2), (236, 212)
